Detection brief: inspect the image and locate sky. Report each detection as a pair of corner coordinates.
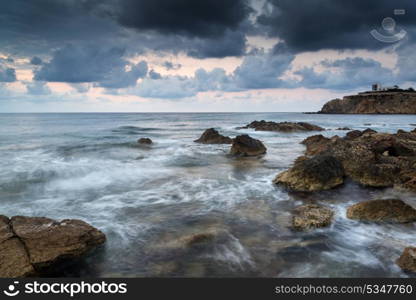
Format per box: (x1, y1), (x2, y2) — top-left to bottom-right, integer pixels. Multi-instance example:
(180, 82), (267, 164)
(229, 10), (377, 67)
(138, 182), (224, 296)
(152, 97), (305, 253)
(0, 0), (416, 112)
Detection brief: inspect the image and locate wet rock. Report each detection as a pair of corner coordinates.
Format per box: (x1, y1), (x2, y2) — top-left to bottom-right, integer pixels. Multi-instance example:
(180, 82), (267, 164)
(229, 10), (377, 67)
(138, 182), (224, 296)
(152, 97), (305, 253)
(194, 128), (232, 144)
(282, 128), (416, 191)
(345, 130), (363, 140)
(273, 155), (344, 192)
(238, 120), (324, 132)
(396, 247), (416, 272)
(230, 135), (266, 157)
(138, 137), (153, 145)
(346, 199), (416, 223)
(0, 216), (35, 277)
(0, 215), (105, 277)
(337, 127), (351, 130)
(301, 135), (331, 156)
(292, 204), (334, 231)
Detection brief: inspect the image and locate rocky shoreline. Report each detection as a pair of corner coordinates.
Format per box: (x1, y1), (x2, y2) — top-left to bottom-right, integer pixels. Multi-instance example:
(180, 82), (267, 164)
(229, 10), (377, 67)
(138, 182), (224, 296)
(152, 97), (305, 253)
(4, 119), (416, 277)
(318, 92), (416, 114)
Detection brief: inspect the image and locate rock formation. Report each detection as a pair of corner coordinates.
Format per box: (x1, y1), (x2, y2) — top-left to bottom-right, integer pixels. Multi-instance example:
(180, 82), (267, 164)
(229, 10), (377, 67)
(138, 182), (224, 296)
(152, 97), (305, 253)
(138, 137), (153, 145)
(273, 155), (344, 192)
(319, 92), (416, 114)
(292, 204), (334, 231)
(238, 120), (324, 132)
(0, 216), (105, 277)
(230, 135), (266, 156)
(396, 247), (416, 272)
(276, 128), (416, 192)
(194, 128), (233, 144)
(346, 199), (416, 223)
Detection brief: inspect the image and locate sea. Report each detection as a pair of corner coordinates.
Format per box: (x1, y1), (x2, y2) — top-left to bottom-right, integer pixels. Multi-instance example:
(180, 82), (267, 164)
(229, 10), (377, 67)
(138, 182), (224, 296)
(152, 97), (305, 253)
(0, 112), (415, 277)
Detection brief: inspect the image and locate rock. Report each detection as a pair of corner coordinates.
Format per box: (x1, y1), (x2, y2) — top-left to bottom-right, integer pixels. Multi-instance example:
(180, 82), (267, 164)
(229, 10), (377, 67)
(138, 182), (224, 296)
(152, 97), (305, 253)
(346, 199), (416, 223)
(194, 128), (232, 144)
(0, 216), (35, 277)
(301, 135), (331, 156)
(292, 205), (334, 231)
(273, 155), (344, 192)
(138, 137), (153, 145)
(396, 247), (416, 272)
(230, 135), (266, 156)
(345, 130), (363, 140)
(0, 216), (105, 277)
(238, 120), (324, 132)
(337, 127), (351, 130)
(319, 91), (416, 114)
(282, 128), (416, 191)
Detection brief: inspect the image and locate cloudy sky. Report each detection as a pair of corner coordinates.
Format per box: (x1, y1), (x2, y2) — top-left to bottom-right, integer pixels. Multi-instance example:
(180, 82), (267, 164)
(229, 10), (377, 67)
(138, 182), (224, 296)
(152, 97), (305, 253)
(1, 0), (415, 112)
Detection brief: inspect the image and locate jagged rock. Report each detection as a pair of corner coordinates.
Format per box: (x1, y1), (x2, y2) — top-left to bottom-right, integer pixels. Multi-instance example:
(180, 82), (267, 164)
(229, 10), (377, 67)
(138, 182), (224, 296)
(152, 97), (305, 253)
(292, 129), (416, 190)
(346, 199), (416, 223)
(292, 204), (334, 231)
(319, 91), (416, 114)
(138, 137), (153, 145)
(396, 247), (416, 272)
(194, 128), (232, 144)
(0, 216), (35, 277)
(0, 216), (105, 277)
(274, 155), (344, 192)
(230, 135), (266, 156)
(345, 130), (363, 140)
(238, 120), (324, 132)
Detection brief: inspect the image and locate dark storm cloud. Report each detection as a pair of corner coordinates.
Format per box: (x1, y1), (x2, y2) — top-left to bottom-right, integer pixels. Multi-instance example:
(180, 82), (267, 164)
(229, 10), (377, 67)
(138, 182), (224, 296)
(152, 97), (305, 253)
(258, 0), (416, 51)
(34, 44), (148, 88)
(115, 0), (252, 38)
(0, 0), (252, 59)
(295, 57), (395, 90)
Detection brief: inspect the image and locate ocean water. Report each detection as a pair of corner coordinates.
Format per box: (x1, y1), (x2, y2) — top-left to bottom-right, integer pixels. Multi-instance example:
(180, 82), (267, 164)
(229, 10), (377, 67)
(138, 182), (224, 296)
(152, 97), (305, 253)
(0, 112), (415, 277)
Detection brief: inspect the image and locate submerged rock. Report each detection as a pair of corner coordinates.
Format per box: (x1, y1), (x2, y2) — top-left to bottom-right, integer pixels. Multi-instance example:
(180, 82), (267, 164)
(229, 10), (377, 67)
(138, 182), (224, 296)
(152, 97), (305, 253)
(292, 204), (334, 231)
(337, 127), (351, 130)
(346, 199), (416, 223)
(396, 247), (416, 272)
(194, 128), (232, 144)
(230, 135), (266, 157)
(238, 120), (324, 132)
(0, 215), (105, 277)
(274, 155), (344, 192)
(138, 137), (153, 145)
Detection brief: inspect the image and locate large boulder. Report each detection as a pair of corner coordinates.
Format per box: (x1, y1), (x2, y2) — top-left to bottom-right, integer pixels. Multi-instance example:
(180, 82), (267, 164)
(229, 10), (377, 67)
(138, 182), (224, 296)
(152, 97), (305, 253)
(274, 155), (344, 192)
(194, 128), (233, 144)
(0, 216), (105, 277)
(289, 129), (416, 191)
(230, 135), (266, 156)
(292, 204), (334, 231)
(396, 247), (416, 272)
(346, 199), (416, 223)
(238, 120), (324, 132)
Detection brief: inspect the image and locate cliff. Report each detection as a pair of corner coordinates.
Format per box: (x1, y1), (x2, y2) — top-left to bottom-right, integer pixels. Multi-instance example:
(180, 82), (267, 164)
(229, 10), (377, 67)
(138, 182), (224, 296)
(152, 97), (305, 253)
(319, 92), (416, 114)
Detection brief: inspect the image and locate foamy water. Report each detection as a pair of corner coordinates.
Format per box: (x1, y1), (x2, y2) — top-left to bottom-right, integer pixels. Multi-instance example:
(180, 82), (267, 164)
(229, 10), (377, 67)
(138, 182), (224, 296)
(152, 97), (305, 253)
(0, 112), (415, 277)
